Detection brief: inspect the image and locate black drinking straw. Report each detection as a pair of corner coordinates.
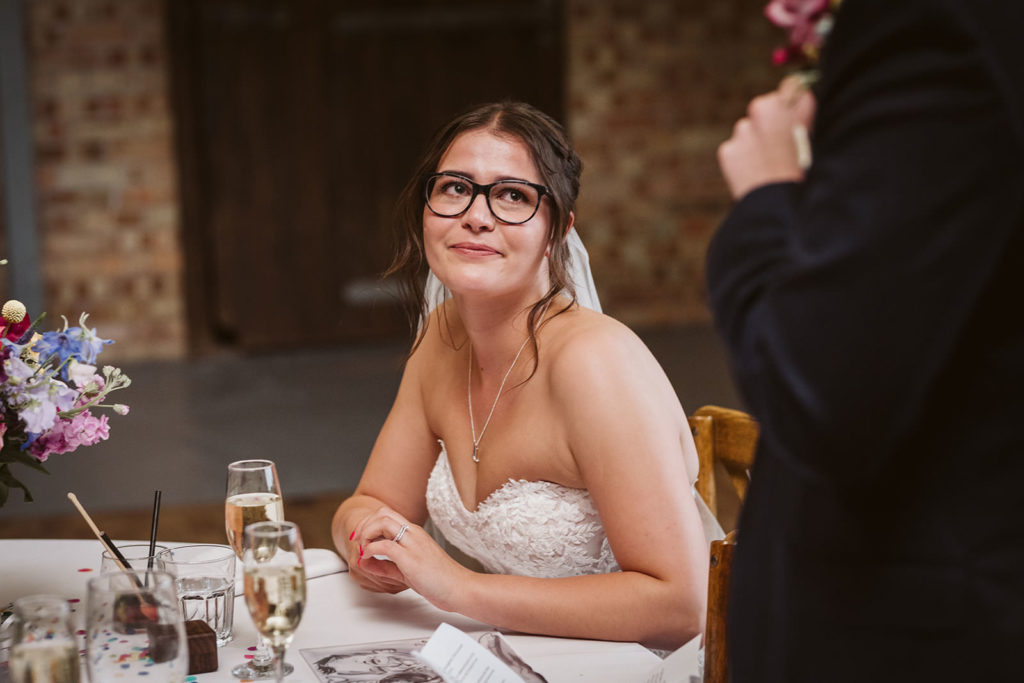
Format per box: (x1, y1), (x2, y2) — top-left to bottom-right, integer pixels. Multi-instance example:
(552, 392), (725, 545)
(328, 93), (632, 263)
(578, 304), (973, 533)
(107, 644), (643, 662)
(66, 492), (143, 589)
(147, 490), (162, 570)
(101, 532), (136, 571)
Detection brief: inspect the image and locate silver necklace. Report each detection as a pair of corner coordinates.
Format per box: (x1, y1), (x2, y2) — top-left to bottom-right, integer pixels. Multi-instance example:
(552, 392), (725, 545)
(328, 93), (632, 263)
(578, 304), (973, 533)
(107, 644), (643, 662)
(467, 336), (531, 464)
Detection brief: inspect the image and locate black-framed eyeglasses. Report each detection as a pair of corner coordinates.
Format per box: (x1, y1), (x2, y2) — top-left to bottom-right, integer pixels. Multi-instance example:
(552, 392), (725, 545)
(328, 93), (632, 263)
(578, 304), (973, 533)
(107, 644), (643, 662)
(425, 172), (549, 225)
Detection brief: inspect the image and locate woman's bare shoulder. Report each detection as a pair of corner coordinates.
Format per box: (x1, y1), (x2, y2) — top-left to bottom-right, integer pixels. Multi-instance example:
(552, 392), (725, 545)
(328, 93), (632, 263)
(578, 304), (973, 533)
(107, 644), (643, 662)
(545, 306), (654, 374)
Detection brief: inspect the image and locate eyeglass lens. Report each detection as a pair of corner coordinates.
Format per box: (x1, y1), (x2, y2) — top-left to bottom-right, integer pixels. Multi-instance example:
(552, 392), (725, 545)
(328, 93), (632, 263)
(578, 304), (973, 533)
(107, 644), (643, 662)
(426, 174), (543, 224)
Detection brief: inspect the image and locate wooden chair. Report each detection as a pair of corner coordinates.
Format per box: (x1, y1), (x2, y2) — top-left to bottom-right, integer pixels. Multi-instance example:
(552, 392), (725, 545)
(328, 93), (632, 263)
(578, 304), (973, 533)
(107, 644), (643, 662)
(687, 405), (758, 683)
(705, 529), (738, 683)
(689, 405), (759, 526)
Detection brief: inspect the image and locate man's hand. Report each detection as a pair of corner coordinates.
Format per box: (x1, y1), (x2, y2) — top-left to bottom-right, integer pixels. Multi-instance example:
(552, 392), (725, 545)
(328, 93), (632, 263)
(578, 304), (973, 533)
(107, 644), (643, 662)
(718, 76), (817, 199)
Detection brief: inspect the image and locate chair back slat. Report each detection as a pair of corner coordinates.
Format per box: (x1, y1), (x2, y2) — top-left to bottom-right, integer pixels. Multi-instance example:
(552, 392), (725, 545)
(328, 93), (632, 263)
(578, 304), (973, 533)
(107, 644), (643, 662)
(689, 405), (758, 522)
(687, 405), (758, 683)
(704, 530), (737, 683)
(690, 413), (715, 514)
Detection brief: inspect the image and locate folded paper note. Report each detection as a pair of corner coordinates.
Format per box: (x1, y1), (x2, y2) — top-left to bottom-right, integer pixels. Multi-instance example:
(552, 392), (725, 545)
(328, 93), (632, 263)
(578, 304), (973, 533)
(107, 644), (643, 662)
(415, 623), (529, 683)
(642, 634), (702, 683)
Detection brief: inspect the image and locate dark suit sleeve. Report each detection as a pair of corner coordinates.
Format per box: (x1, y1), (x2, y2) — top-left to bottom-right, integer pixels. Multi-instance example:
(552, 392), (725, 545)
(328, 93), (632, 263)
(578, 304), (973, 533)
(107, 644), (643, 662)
(706, 0), (1024, 485)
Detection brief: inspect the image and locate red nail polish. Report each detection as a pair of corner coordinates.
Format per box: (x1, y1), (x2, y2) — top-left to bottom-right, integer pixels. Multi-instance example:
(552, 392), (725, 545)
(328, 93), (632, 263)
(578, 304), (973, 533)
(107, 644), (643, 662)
(349, 530), (355, 541)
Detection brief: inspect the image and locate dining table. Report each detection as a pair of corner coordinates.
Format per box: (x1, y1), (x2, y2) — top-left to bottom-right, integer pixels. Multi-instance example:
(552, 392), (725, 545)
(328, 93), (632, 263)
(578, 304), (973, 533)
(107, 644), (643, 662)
(0, 538), (692, 682)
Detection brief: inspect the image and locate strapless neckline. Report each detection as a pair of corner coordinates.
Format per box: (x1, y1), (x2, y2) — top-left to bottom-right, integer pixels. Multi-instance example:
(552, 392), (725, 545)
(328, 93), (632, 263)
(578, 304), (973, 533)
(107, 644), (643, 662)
(441, 443), (579, 514)
(425, 439), (620, 577)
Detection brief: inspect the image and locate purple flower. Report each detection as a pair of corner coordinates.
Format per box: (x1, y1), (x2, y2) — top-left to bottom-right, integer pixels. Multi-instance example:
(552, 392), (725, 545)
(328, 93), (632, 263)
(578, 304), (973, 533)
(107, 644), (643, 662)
(19, 380), (76, 435)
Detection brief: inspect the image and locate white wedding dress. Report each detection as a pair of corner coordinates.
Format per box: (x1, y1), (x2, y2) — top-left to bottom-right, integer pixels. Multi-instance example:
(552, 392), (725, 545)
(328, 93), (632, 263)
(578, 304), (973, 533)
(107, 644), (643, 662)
(422, 229), (724, 579)
(426, 440), (620, 577)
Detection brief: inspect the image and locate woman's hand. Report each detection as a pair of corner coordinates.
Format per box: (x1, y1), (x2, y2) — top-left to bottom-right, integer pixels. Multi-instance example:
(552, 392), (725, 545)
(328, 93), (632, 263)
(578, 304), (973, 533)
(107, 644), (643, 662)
(718, 75), (817, 199)
(342, 505), (410, 594)
(350, 507), (472, 613)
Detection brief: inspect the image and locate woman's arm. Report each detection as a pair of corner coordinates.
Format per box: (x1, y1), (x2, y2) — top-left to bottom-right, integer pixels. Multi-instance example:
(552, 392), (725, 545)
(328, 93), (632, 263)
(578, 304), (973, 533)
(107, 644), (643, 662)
(332, 339), (439, 593)
(355, 318), (708, 650)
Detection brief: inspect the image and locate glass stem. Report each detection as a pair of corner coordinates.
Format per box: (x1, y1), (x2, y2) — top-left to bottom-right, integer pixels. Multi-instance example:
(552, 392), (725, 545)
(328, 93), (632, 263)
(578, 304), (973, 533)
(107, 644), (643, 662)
(273, 645), (287, 682)
(252, 634), (274, 667)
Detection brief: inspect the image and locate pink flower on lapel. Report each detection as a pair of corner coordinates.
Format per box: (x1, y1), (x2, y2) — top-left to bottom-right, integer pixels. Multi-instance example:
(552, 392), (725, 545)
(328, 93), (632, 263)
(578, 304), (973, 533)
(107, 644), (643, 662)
(765, 0), (838, 66)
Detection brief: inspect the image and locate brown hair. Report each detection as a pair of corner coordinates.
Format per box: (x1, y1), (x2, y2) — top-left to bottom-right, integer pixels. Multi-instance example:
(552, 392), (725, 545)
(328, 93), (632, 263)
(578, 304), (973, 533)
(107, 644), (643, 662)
(386, 100), (583, 363)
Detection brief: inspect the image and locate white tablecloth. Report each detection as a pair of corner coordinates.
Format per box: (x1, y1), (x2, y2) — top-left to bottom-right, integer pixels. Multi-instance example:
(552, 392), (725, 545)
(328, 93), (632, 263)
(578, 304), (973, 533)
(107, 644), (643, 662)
(0, 539), (665, 682)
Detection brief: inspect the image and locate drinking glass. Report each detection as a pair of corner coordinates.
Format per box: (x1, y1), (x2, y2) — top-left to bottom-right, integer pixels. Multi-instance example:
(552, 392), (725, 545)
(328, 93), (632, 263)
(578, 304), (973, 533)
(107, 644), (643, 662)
(84, 569), (188, 682)
(156, 544), (237, 646)
(241, 521), (306, 683)
(225, 459), (285, 679)
(7, 595), (80, 683)
(100, 543), (171, 574)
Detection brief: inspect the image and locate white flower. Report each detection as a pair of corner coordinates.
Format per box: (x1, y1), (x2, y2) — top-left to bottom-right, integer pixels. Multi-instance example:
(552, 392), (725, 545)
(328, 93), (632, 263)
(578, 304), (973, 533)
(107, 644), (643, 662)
(67, 360), (98, 389)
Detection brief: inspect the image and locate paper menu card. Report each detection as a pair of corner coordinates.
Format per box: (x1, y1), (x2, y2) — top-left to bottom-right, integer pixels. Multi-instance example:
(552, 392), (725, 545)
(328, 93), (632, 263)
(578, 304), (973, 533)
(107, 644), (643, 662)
(299, 624), (544, 683)
(299, 621), (700, 683)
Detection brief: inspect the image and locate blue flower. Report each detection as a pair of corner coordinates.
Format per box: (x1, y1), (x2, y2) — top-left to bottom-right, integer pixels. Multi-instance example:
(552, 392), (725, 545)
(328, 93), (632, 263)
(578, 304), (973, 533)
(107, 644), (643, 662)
(30, 314), (112, 378)
(68, 317), (112, 364)
(32, 330), (83, 378)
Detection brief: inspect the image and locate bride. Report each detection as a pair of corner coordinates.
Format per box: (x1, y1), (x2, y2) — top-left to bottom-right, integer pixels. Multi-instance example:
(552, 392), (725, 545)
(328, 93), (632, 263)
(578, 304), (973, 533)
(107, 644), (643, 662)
(332, 101), (717, 650)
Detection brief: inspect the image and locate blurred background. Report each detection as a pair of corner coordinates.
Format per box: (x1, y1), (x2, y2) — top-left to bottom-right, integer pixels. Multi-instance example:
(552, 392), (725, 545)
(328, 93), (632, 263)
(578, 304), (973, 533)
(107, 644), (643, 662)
(0, 0), (779, 546)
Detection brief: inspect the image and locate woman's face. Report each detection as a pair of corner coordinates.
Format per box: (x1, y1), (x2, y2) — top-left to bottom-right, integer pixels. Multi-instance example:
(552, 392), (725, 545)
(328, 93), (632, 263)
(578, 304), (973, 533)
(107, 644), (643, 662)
(423, 129), (552, 303)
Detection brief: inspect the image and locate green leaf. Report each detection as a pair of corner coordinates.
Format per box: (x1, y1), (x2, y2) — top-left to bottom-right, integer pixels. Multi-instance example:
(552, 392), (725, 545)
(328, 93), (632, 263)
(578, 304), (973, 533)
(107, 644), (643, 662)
(0, 463), (35, 505)
(9, 449), (50, 474)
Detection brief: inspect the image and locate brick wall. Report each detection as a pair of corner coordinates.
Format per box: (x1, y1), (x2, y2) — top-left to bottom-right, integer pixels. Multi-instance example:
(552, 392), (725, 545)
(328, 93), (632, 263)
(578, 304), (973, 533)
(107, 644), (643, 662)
(25, 0), (185, 360)
(8, 0), (782, 360)
(567, 0), (779, 326)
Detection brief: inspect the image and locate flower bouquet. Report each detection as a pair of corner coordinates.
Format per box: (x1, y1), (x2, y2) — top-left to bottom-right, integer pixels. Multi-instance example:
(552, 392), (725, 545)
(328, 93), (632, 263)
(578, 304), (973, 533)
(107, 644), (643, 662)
(0, 295), (131, 507)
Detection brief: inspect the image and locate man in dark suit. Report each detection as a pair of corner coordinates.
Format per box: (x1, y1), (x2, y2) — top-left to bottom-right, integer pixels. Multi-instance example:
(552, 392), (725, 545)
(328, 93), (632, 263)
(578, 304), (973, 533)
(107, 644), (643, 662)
(708, 1), (1024, 680)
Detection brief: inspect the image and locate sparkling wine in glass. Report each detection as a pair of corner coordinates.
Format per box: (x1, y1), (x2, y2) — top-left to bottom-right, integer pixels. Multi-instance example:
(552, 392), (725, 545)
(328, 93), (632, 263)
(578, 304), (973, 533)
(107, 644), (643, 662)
(225, 459), (286, 679)
(242, 521), (306, 683)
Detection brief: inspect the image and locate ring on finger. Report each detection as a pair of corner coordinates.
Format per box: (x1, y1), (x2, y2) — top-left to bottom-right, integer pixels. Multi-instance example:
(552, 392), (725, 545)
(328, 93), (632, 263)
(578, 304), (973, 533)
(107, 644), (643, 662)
(393, 524), (410, 544)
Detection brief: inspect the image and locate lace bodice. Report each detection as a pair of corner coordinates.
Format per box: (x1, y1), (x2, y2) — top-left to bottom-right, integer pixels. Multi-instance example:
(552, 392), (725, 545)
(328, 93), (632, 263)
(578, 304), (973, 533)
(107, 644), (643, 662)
(425, 440), (620, 578)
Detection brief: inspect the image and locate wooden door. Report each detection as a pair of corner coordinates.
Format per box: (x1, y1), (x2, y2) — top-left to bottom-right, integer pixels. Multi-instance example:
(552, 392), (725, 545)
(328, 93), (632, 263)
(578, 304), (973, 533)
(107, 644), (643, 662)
(168, 0), (564, 353)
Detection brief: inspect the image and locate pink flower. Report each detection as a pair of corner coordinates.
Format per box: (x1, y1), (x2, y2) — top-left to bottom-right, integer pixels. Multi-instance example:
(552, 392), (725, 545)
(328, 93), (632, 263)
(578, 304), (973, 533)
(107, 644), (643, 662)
(75, 412), (110, 445)
(28, 411), (110, 462)
(2, 312), (31, 342)
(0, 420), (6, 450)
(765, 0), (835, 65)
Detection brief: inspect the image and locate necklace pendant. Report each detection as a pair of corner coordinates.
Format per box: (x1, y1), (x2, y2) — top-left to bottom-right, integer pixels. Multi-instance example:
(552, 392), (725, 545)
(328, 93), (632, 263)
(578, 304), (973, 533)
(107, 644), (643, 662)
(472, 444), (480, 463)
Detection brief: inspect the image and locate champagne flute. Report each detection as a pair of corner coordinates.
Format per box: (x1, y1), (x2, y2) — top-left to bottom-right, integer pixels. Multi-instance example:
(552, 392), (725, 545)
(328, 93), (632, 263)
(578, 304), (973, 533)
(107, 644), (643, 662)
(241, 521), (306, 683)
(225, 459), (285, 679)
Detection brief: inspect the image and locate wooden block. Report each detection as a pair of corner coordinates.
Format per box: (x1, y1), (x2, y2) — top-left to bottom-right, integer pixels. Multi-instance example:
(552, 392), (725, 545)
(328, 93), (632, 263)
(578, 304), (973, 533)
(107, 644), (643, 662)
(185, 620), (219, 674)
(145, 622), (181, 664)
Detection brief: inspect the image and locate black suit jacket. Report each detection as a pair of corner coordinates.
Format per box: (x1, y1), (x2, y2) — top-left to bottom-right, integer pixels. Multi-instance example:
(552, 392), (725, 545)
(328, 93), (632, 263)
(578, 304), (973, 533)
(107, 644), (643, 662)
(707, 1), (1024, 680)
